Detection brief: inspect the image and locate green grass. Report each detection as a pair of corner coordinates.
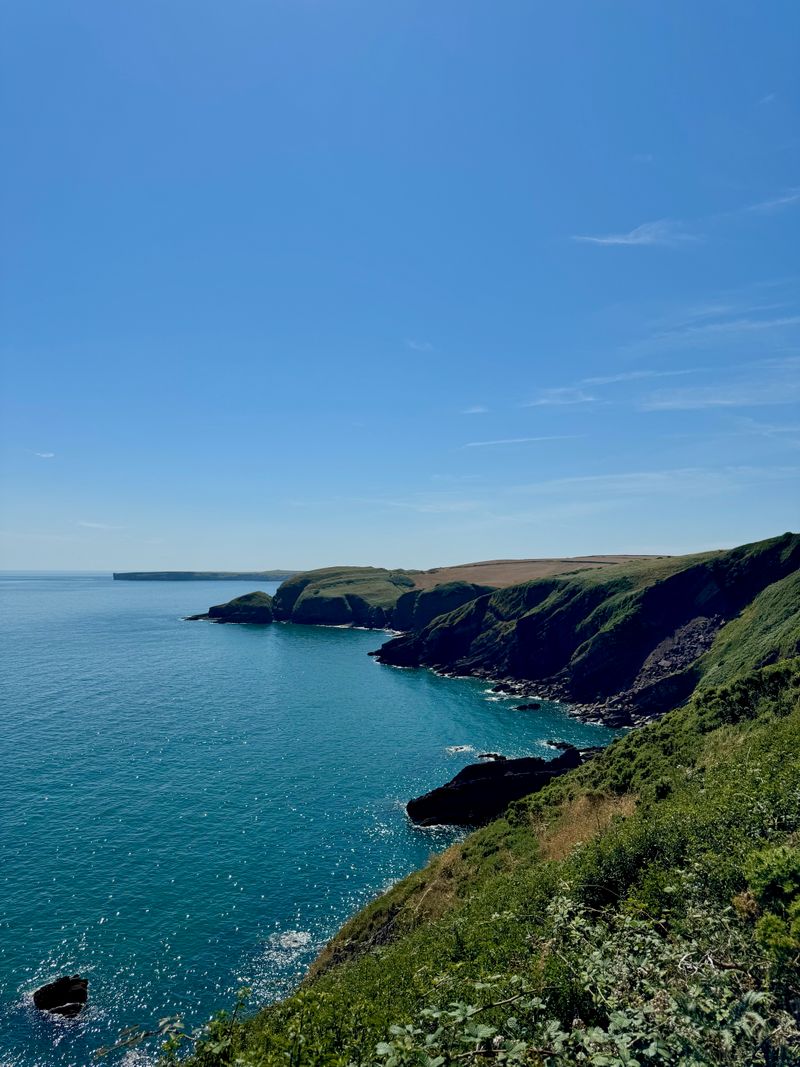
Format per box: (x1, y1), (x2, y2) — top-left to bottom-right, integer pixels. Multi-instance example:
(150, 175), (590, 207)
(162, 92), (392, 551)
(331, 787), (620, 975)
(698, 569), (800, 688)
(378, 533), (800, 710)
(134, 534), (800, 1066)
(167, 659), (800, 1066)
(272, 566), (419, 624)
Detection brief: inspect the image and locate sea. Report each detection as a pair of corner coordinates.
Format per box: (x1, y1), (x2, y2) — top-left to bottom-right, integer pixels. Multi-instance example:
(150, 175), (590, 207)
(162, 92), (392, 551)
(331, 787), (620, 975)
(0, 573), (620, 1065)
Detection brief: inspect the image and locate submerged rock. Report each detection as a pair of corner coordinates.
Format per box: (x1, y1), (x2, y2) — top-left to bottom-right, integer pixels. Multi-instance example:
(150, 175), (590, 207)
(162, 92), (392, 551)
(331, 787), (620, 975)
(406, 748), (583, 827)
(514, 702), (541, 711)
(32, 975), (88, 1017)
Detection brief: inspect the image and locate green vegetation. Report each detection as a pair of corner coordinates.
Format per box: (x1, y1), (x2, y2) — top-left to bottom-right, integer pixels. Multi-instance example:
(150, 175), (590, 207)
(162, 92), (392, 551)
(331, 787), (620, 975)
(377, 532), (800, 721)
(699, 569), (800, 688)
(153, 658), (800, 1066)
(134, 533), (800, 1067)
(207, 592), (274, 624)
(272, 567), (420, 627)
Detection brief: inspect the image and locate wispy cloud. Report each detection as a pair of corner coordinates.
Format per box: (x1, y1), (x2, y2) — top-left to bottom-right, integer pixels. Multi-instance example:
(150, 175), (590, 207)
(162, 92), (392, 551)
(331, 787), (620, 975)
(640, 377), (800, 411)
(33, 451), (55, 459)
(572, 219), (697, 247)
(524, 387), (597, 407)
(635, 312), (800, 354)
(734, 417), (800, 447)
(405, 338), (435, 353)
(759, 92), (777, 105)
(463, 434), (581, 449)
(581, 368), (700, 386)
(462, 405), (489, 415)
(512, 465), (800, 498)
(574, 185), (800, 252)
(78, 521), (123, 531)
(746, 188), (800, 213)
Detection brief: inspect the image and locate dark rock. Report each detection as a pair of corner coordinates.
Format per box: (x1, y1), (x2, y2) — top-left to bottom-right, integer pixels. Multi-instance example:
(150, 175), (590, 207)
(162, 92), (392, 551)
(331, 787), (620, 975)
(547, 739), (576, 751)
(374, 533), (800, 725)
(477, 752), (507, 761)
(33, 975), (88, 1017)
(391, 582), (493, 632)
(514, 702), (541, 711)
(406, 748), (583, 826)
(577, 745), (605, 761)
(186, 591), (274, 624)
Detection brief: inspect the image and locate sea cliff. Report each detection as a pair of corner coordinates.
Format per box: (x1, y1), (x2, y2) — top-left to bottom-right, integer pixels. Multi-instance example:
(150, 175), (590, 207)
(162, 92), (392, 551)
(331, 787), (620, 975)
(173, 532), (800, 1067)
(374, 532), (800, 726)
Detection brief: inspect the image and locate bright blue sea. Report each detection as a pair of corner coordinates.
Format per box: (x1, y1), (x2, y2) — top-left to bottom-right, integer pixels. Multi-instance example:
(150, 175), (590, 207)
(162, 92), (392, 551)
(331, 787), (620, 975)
(0, 574), (620, 1065)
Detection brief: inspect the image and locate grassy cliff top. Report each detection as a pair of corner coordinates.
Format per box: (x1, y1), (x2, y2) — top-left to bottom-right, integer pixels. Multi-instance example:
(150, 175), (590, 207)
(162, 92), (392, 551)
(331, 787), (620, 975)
(180, 657), (800, 1065)
(165, 534), (800, 1066)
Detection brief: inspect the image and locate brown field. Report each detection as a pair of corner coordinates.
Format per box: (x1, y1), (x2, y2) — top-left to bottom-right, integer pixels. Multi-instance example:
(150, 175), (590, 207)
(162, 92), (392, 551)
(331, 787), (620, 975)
(411, 554), (667, 590)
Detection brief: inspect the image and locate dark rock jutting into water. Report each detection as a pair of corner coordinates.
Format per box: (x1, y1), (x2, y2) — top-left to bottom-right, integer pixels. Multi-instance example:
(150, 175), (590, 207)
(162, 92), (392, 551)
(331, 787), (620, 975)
(32, 975), (88, 1017)
(406, 746), (587, 826)
(186, 591), (274, 624)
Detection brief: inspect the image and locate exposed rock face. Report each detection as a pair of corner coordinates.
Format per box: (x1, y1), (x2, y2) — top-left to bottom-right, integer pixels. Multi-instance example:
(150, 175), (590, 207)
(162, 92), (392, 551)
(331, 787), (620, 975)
(391, 582), (494, 631)
(195, 575), (495, 631)
(406, 747), (584, 826)
(32, 975), (88, 1017)
(378, 533), (800, 725)
(186, 591), (274, 624)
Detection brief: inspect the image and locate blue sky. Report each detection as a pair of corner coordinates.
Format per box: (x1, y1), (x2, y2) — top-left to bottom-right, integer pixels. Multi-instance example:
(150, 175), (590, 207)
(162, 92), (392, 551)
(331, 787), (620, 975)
(1, 1), (799, 570)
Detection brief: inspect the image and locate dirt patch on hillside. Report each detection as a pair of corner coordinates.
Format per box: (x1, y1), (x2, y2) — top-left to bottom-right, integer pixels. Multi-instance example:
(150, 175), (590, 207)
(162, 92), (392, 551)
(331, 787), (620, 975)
(412, 555), (665, 591)
(537, 793), (637, 861)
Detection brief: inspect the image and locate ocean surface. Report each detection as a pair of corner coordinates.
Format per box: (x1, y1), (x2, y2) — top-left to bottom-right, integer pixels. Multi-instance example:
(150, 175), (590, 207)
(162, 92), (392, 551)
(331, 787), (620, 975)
(0, 573), (620, 1066)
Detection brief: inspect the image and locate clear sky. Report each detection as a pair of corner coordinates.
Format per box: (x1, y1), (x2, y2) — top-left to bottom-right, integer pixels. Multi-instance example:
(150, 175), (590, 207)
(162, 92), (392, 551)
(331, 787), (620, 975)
(1, 2), (799, 571)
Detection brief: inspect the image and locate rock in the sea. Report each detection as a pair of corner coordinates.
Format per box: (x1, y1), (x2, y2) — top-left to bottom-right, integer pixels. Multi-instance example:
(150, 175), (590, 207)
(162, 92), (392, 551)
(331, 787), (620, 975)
(514, 702), (541, 711)
(33, 975), (88, 1017)
(186, 591), (274, 624)
(477, 752), (507, 761)
(406, 748), (583, 826)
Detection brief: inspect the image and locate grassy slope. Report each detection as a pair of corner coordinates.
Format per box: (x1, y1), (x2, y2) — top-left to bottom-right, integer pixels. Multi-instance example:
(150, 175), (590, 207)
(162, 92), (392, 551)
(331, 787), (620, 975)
(182, 659), (800, 1066)
(268, 557), (669, 629)
(377, 533), (800, 711)
(699, 568), (800, 688)
(271, 567), (419, 625)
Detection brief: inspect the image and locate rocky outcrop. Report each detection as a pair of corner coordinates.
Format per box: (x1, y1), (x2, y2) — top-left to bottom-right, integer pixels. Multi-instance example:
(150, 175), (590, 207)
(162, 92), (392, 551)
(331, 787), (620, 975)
(271, 567), (417, 627)
(391, 582), (494, 631)
(197, 574), (496, 631)
(186, 591), (274, 624)
(377, 533), (800, 726)
(406, 747), (585, 826)
(33, 975), (88, 1017)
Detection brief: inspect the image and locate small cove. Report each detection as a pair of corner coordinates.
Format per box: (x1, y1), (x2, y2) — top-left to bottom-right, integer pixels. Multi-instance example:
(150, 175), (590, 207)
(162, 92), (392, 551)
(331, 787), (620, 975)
(0, 574), (621, 1066)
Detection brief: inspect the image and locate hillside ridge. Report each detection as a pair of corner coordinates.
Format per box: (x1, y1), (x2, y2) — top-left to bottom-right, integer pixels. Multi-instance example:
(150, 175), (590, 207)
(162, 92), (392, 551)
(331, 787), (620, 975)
(375, 532), (800, 726)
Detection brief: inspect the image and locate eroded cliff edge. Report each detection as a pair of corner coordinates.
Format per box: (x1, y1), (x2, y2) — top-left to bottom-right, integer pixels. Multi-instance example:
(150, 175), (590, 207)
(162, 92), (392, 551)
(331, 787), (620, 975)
(374, 532), (800, 726)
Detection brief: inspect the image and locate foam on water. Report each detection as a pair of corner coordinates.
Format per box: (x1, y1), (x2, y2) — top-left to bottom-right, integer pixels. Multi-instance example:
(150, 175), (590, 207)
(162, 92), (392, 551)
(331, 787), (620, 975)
(0, 574), (621, 1065)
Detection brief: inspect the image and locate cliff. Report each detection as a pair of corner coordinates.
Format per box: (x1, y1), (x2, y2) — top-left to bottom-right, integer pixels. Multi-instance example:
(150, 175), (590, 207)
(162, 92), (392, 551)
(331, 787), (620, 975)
(375, 532), (800, 725)
(169, 533), (800, 1066)
(185, 591), (274, 624)
(270, 566), (419, 627)
(195, 572), (495, 630)
(182, 658), (800, 1066)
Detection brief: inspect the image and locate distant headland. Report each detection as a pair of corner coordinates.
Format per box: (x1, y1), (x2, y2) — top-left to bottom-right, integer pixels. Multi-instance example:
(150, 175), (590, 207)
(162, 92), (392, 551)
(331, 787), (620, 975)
(113, 570), (299, 581)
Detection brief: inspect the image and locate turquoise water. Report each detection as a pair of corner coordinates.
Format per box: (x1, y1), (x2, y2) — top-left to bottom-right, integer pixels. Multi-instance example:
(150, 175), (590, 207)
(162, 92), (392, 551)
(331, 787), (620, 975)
(0, 574), (619, 1066)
